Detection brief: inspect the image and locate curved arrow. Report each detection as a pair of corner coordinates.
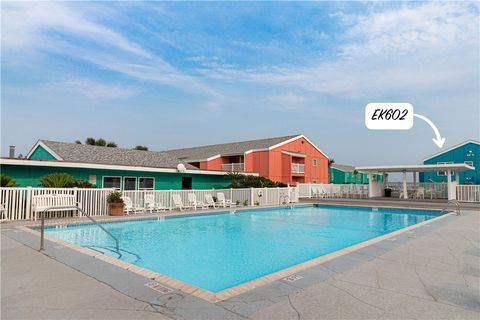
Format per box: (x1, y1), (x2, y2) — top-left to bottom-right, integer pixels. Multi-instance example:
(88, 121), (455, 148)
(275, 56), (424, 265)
(413, 113), (445, 148)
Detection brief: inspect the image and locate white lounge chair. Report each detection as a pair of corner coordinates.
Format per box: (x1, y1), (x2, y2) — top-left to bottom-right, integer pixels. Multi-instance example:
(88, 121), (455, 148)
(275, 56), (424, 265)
(122, 196), (144, 215)
(204, 194), (216, 209)
(172, 194), (191, 211)
(413, 187), (425, 199)
(0, 204), (8, 223)
(216, 192), (236, 208)
(311, 186), (321, 198)
(144, 194), (166, 213)
(188, 193), (207, 210)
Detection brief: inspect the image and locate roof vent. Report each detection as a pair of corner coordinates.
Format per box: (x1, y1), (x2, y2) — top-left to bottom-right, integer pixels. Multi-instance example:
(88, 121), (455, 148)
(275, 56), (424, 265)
(177, 163), (187, 173)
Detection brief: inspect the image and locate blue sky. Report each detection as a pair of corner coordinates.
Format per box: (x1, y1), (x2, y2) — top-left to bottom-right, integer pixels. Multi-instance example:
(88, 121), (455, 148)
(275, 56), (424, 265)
(1, 1), (479, 166)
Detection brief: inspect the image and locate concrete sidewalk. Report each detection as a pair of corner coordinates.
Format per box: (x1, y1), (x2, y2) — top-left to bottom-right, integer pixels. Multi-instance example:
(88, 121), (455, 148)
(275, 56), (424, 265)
(1, 234), (170, 320)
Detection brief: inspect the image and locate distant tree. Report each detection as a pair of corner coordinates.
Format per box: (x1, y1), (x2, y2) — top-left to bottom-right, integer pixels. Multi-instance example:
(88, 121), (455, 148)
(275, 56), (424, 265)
(328, 159), (335, 167)
(353, 169), (359, 185)
(225, 173), (286, 188)
(1, 174), (16, 187)
(95, 138), (106, 146)
(106, 142), (117, 148)
(85, 137), (96, 145)
(75, 140), (82, 144)
(134, 145), (148, 151)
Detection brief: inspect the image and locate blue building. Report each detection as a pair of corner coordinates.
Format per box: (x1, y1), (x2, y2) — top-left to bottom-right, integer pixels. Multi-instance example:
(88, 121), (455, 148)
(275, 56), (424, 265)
(420, 140), (479, 184)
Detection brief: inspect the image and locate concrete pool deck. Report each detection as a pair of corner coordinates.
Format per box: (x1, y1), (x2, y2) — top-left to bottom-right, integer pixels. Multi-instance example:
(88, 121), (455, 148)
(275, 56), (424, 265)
(1, 204), (479, 319)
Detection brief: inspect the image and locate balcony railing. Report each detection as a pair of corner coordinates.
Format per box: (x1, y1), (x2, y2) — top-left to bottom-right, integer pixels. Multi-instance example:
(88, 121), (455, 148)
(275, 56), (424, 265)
(292, 163), (305, 174)
(221, 163), (245, 172)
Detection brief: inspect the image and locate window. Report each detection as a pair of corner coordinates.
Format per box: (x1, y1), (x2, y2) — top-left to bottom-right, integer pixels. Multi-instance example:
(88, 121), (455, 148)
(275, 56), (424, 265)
(139, 177), (154, 190)
(312, 159), (317, 166)
(465, 161), (474, 167)
(182, 177), (192, 190)
(123, 177), (137, 190)
(437, 162), (453, 176)
(103, 176), (121, 189)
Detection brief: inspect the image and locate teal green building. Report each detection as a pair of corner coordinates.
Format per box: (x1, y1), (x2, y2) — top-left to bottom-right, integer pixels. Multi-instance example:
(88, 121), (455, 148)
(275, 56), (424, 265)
(329, 164), (383, 184)
(1, 140), (233, 190)
(420, 140), (479, 184)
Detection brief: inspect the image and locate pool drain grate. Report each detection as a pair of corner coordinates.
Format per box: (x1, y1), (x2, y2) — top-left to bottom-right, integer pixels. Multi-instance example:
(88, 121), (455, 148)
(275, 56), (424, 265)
(146, 281), (173, 294)
(283, 274), (303, 282)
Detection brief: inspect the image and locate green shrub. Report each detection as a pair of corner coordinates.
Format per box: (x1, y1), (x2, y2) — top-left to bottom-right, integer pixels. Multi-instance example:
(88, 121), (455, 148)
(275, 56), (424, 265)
(1, 174), (16, 187)
(107, 191), (123, 204)
(40, 173), (76, 188)
(225, 173), (287, 188)
(72, 180), (96, 188)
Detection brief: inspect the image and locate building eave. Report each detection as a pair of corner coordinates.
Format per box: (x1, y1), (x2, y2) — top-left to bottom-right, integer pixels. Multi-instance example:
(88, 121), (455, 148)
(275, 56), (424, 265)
(422, 140), (480, 162)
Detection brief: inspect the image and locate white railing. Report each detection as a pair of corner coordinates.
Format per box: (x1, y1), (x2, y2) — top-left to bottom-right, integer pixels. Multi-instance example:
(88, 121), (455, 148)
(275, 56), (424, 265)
(221, 163), (245, 172)
(456, 185), (480, 202)
(0, 186), (298, 221)
(291, 163), (305, 174)
(297, 183), (368, 199)
(385, 182), (448, 199)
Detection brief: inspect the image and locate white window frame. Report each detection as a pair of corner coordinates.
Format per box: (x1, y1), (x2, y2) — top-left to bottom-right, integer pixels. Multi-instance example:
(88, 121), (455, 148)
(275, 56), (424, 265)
(102, 176), (122, 189)
(123, 176), (137, 191)
(437, 162), (453, 176)
(139, 177), (155, 190)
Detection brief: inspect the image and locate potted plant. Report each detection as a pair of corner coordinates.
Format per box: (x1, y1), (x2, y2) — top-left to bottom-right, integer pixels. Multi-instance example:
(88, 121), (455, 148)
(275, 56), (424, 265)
(107, 191), (124, 216)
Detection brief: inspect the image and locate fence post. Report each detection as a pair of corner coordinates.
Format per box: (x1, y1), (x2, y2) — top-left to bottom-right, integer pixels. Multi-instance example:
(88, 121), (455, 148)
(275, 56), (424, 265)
(250, 188), (254, 206)
(264, 187), (268, 206)
(26, 187), (32, 220)
(230, 188), (233, 201)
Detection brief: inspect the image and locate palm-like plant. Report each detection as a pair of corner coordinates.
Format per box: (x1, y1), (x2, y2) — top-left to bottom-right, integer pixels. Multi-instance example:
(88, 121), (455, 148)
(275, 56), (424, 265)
(40, 173), (76, 188)
(106, 142), (117, 147)
(328, 159), (335, 167)
(85, 137), (96, 145)
(134, 145), (148, 151)
(1, 174), (16, 187)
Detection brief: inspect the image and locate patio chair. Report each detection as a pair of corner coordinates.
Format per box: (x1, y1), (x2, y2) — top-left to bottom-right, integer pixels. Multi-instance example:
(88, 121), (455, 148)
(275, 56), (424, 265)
(172, 194), (191, 211)
(121, 196), (144, 215)
(188, 193), (207, 210)
(216, 192), (236, 208)
(144, 194), (166, 213)
(413, 187), (425, 199)
(204, 194), (216, 209)
(0, 204), (8, 223)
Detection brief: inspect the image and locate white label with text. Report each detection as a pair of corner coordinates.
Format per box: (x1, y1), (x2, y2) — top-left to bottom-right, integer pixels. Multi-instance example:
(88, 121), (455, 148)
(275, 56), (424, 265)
(365, 103), (413, 130)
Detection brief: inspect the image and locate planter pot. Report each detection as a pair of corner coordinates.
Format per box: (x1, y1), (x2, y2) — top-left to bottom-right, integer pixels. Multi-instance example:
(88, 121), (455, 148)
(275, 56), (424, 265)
(109, 203), (124, 216)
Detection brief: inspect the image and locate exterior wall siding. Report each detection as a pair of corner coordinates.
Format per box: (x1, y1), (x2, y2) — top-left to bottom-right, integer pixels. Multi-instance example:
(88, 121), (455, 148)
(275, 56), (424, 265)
(28, 145), (57, 161)
(329, 167), (383, 184)
(1, 164), (231, 190)
(420, 142), (479, 184)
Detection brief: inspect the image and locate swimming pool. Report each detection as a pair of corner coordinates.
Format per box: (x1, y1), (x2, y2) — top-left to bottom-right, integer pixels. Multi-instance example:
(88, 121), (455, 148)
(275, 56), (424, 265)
(44, 205), (441, 293)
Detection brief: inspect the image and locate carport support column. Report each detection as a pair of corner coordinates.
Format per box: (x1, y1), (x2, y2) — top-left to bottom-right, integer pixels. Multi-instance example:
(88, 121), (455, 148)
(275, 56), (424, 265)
(413, 172), (417, 187)
(368, 172), (374, 198)
(447, 169), (454, 200)
(402, 171), (408, 199)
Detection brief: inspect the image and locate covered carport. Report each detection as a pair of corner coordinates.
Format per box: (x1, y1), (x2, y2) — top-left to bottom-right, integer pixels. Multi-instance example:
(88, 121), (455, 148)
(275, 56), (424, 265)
(355, 163), (475, 200)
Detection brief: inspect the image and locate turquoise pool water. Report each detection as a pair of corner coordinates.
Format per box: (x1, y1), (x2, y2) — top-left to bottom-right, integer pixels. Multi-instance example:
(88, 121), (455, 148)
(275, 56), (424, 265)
(44, 205), (441, 292)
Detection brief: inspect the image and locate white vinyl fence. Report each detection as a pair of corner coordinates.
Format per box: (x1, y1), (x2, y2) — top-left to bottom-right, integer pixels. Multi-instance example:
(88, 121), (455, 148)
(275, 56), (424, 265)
(297, 183), (368, 199)
(0, 186), (298, 221)
(456, 185), (480, 202)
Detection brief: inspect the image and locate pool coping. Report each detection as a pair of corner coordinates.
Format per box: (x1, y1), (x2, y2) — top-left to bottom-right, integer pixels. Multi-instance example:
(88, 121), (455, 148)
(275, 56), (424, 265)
(17, 205), (454, 303)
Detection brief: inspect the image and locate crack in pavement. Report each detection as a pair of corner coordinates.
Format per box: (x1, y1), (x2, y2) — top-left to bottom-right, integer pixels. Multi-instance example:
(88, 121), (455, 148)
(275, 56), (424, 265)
(287, 295), (301, 320)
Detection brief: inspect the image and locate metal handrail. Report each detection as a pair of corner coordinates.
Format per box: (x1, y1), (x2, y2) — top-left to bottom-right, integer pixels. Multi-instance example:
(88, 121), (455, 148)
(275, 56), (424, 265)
(441, 200), (461, 216)
(39, 205), (120, 256)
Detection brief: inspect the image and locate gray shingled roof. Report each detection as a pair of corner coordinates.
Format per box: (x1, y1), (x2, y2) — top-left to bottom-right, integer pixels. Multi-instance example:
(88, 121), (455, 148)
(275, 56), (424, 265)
(40, 140), (197, 169)
(164, 135), (301, 161)
(331, 164), (356, 172)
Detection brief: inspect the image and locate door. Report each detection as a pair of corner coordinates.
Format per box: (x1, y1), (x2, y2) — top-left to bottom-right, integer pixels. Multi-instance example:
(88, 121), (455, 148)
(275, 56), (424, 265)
(182, 177), (192, 190)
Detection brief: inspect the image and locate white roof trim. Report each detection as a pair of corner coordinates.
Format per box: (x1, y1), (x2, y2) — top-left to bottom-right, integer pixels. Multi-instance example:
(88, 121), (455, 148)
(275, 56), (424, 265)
(356, 163), (475, 173)
(423, 140), (480, 162)
(244, 135), (330, 159)
(0, 158), (258, 176)
(26, 140), (63, 160)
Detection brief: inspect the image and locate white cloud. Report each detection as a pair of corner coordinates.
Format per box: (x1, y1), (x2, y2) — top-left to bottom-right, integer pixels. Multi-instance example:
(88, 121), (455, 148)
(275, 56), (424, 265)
(1, 2), (219, 99)
(201, 2), (478, 99)
(45, 79), (140, 101)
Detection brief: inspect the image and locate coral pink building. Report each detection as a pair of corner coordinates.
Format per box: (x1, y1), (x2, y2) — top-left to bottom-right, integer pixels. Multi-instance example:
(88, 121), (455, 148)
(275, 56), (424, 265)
(166, 135), (329, 185)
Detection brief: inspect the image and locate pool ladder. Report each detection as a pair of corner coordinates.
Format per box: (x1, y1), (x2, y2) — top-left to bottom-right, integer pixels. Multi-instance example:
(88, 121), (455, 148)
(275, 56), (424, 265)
(440, 200), (461, 216)
(39, 205), (121, 258)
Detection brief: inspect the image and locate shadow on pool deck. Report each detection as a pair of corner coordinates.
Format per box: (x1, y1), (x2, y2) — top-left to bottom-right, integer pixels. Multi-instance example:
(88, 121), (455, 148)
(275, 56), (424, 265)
(1, 209), (479, 320)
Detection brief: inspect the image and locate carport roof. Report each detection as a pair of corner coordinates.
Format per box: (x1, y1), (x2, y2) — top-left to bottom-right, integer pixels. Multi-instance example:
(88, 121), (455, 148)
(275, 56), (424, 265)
(355, 163), (475, 173)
